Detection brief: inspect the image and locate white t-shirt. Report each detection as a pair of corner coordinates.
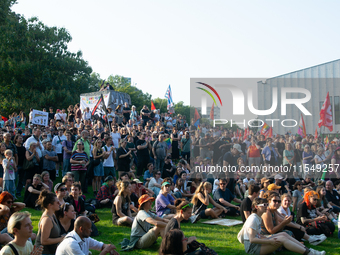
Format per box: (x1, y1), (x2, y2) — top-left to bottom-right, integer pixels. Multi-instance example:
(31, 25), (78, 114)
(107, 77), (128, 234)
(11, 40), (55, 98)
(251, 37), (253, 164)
(111, 132), (121, 149)
(0, 241), (33, 255)
(3, 158), (15, 181)
(149, 177), (163, 189)
(60, 112), (67, 122)
(102, 145), (114, 167)
(243, 213), (262, 241)
(277, 206), (291, 217)
(52, 135), (67, 154)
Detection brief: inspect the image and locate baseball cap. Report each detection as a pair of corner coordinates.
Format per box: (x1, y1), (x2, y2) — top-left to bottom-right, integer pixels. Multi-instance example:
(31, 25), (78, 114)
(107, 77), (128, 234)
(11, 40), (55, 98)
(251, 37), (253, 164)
(133, 179), (143, 184)
(54, 183), (65, 193)
(233, 144), (242, 153)
(274, 174), (283, 180)
(162, 182), (170, 187)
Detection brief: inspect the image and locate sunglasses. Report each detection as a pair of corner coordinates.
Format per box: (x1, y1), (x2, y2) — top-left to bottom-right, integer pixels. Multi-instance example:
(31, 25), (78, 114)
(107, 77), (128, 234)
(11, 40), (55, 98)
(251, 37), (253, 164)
(220, 183), (227, 186)
(257, 203), (268, 207)
(59, 188), (67, 192)
(182, 203), (193, 209)
(311, 198), (318, 201)
(273, 200), (281, 203)
(6, 200), (13, 205)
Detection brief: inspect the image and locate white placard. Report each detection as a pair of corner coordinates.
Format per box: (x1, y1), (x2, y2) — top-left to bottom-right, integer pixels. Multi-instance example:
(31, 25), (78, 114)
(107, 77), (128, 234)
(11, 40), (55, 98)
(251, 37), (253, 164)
(32, 110), (48, 126)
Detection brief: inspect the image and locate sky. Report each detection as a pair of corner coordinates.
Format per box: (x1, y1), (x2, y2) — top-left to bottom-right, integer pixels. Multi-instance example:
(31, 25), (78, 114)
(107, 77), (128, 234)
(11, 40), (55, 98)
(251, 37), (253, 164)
(12, 0), (340, 106)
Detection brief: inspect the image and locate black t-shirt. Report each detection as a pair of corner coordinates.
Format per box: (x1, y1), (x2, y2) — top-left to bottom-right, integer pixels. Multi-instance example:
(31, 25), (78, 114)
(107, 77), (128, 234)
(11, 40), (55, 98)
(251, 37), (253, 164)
(164, 217), (180, 233)
(123, 107), (131, 120)
(240, 197), (252, 223)
(326, 190), (340, 206)
(24, 184), (43, 208)
(223, 152), (237, 167)
(257, 141), (266, 149)
(130, 193), (139, 208)
(48, 112), (55, 121)
(16, 145), (26, 167)
(276, 142), (285, 156)
(141, 109), (150, 121)
(58, 218), (75, 235)
(162, 164), (175, 179)
(297, 202), (317, 226)
(136, 139), (149, 158)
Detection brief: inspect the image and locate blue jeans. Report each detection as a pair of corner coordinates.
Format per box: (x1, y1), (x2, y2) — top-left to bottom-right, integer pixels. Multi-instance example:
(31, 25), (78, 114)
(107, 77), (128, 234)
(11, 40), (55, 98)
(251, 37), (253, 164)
(332, 205), (340, 213)
(3, 180), (15, 197)
(63, 158), (71, 177)
(181, 151), (190, 164)
(16, 166), (25, 195)
(155, 158), (165, 173)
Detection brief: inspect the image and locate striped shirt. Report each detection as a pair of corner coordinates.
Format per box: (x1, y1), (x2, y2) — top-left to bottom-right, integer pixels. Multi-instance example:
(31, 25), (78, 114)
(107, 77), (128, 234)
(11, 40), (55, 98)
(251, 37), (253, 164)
(71, 151), (88, 171)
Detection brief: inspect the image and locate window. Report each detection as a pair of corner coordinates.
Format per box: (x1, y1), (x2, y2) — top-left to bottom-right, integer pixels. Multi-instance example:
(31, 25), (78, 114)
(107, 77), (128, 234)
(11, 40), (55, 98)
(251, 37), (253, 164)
(335, 96), (340, 125)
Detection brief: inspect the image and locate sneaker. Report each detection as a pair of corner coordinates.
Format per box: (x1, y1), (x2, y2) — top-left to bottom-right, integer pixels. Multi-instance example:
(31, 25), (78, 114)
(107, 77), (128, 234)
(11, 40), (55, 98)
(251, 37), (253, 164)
(332, 219), (338, 224)
(189, 214), (201, 224)
(308, 248), (326, 255)
(309, 235), (327, 246)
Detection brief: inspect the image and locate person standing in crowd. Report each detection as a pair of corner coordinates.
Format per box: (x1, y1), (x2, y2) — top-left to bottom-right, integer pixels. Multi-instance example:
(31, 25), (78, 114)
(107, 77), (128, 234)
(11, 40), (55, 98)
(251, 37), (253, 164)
(14, 134), (26, 198)
(262, 138), (278, 171)
(92, 139), (105, 196)
(3, 150), (17, 197)
(70, 141), (89, 191)
(3, 133), (18, 166)
(52, 128), (66, 178)
(123, 102), (131, 121)
(170, 127), (181, 161)
(42, 141), (58, 181)
(56, 216), (119, 255)
(247, 138), (261, 167)
(117, 139), (131, 178)
(24, 127), (43, 167)
(136, 132), (151, 178)
(102, 136), (116, 179)
(0, 212), (43, 255)
(82, 107), (92, 122)
(153, 134), (167, 172)
(62, 131), (73, 177)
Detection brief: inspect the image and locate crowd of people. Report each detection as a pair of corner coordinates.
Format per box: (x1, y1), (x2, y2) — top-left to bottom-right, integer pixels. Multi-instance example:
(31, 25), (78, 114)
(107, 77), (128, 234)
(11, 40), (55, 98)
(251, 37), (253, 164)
(0, 99), (338, 254)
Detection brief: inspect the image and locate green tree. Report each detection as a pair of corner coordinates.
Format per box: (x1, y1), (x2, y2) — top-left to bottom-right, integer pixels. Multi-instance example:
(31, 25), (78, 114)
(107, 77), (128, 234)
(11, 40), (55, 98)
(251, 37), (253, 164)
(0, 0), (93, 116)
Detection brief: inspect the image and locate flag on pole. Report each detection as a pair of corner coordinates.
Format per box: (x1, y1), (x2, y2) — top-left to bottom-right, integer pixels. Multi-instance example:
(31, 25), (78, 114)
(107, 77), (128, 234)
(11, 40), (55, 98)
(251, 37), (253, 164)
(194, 108), (200, 122)
(268, 127), (273, 138)
(164, 138), (172, 149)
(194, 119), (200, 131)
(260, 123), (271, 138)
(243, 127), (249, 140)
(151, 101), (156, 111)
(324, 136), (329, 147)
(318, 92), (333, 132)
(91, 94), (107, 122)
(210, 103), (214, 120)
(164, 85), (174, 110)
(315, 128), (318, 140)
(298, 114), (307, 138)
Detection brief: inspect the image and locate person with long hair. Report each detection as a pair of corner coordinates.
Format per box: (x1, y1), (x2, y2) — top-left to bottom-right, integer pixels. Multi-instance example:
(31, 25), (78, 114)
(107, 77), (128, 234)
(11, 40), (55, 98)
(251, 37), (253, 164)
(159, 229), (205, 255)
(0, 191), (25, 232)
(70, 141), (89, 192)
(192, 182), (227, 220)
(297, 190), (335, 236)
(117, 139), (132, 177)
(25, 142), (40, 188)
(41, 171), (53, 192)
(259, 178), (270, 198)
(316, 186), (338, 224)
(55, 202), (76, 235)
(92, 139), (105, 195)
(112, 181), (133, 226)
(241, 197), (325, 255)
(35, 190), (64, 254)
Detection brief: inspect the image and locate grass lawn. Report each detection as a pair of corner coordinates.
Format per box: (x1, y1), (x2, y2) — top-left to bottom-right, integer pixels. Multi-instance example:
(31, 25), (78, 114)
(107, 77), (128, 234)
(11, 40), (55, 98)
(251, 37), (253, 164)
(18, 176), (340, 255)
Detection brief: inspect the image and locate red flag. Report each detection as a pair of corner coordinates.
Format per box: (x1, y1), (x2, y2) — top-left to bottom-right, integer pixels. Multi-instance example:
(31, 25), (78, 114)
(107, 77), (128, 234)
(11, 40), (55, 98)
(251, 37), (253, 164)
(1, 116), (8, 122)
(210, 103), (214, 120)
(315, 128), (318, 139)
(236, 129), (239, 137)
(268, 127), (273, 138)
(151, 101), (156, 111)
(318, 92), (333, 132)
(194, 108), (201, 122)
(243, 127), (248, 140)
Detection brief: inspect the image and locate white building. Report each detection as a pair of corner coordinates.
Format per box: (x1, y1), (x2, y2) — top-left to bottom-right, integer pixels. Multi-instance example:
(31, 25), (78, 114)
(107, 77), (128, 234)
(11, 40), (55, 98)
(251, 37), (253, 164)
(257, 59), (340, 135)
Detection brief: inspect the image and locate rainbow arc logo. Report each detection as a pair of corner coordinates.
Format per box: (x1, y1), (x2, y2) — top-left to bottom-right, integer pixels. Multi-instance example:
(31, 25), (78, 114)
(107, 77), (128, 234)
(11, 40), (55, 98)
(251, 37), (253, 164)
(196, 82), (222, 115)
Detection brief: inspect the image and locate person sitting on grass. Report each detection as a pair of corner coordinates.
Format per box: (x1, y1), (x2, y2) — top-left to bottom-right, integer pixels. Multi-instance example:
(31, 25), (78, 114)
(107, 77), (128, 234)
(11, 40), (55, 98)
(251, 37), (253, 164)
(54, 183), (67, 207)
(55, 202), (76, 235)
(262, 192), (326, 245)
(240, 197), (326, 255)
(23, 174), (49, 209)
(123, 194), (168, 250)
(62, 174), (74, 196)
(0, 211), (43, 255)
(159, 229), (205, 255)
(213, 178), (242, 216)
(65, 182), (86, 217)
(192, 181), (227, 220)
(240, 184), (261, 223)
(155, 181), (176, 219)
(41, 171), (53, 192)
(56, 216), (119, 255)
(259, 178), (270, 198)
(148, 170), (163, 197)
(316, 186), (338, 224)
(96, 175), (118, 208)
(112, 181), (133, 226)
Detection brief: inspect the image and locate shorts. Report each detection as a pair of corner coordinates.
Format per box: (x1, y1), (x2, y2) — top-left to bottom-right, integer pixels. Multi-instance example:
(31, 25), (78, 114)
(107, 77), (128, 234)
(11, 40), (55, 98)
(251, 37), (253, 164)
(244, 240), (261, 255)
(57, 153), (63, 163)
(199, 210), (209, 219)
(104, 167), (116, 178)
(93, 162), (104, 177)
(135, 228), (158, 249)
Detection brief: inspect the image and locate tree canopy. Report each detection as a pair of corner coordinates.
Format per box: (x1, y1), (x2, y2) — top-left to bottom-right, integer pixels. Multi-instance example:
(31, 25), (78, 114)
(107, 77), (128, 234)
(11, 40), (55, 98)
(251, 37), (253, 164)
(0, 0), (97, 116)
